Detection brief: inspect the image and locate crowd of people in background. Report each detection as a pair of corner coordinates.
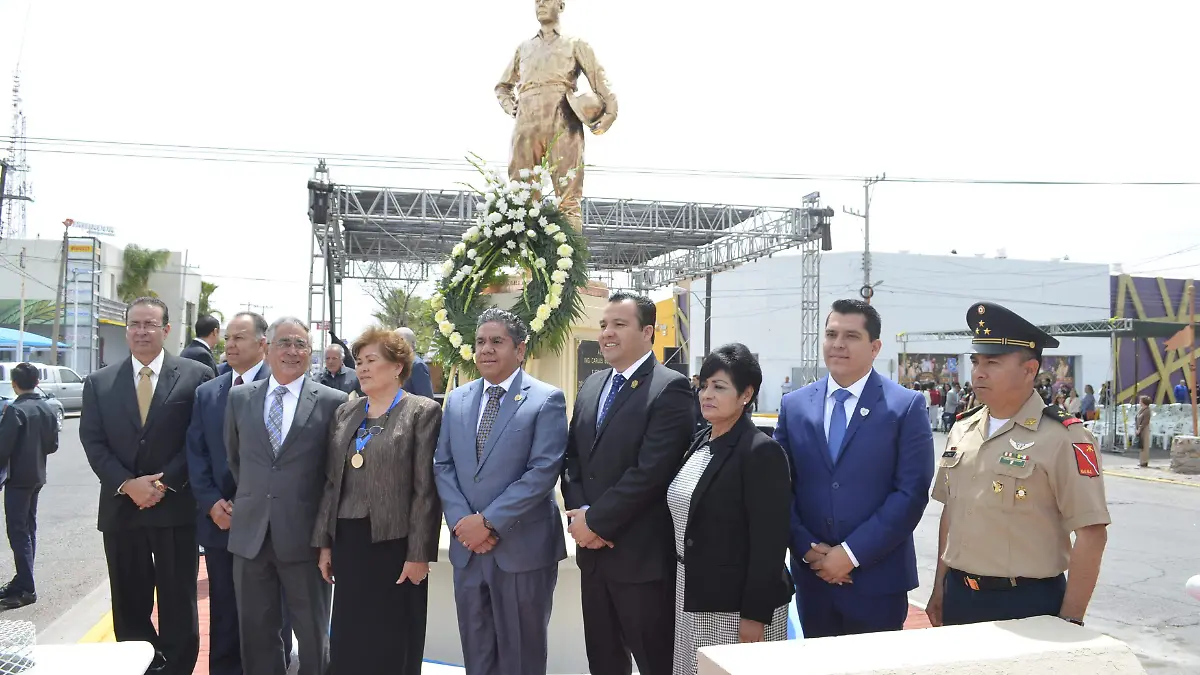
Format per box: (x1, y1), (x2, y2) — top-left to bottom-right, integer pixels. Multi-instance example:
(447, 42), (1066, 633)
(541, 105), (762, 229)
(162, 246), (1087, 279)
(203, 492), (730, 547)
(0, 293), (1117, 675)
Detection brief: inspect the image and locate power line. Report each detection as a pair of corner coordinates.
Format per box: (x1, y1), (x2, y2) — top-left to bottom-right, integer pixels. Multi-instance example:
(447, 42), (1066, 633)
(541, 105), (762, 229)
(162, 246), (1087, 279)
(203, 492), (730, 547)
(7, 135), (1200, 186)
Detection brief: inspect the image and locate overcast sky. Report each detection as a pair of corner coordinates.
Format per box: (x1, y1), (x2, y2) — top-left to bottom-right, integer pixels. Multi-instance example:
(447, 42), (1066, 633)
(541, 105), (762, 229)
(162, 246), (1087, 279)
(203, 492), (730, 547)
(2, 0), (1199, 336)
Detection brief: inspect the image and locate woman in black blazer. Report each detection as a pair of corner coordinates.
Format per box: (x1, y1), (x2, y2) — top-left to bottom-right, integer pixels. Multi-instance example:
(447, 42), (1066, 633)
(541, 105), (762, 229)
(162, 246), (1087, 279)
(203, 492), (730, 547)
(667, 343), (793, 675)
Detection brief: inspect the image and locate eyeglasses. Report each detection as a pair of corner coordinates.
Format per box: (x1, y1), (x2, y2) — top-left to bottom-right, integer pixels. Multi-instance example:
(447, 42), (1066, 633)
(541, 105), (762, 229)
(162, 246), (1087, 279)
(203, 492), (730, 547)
(356, 425), (386, 440)
(127, 321), (163, 332)
(271, 338), (311, 351)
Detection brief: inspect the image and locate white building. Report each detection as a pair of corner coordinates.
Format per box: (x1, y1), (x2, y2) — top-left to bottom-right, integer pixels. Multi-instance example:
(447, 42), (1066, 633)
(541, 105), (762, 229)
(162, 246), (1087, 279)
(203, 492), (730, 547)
(688, 251), (1113, 413)
(0, 236), (202, 375)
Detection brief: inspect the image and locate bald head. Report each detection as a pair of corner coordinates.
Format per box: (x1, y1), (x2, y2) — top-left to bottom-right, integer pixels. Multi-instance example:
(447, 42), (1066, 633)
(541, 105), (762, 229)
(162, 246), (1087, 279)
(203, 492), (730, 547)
(395, 326), (417, 349)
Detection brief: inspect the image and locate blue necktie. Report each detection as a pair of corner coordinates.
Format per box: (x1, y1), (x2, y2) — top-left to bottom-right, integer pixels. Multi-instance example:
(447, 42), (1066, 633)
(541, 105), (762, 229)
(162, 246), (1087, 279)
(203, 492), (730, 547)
(828, 389), (853, 463)
(597, 373), (627, 429)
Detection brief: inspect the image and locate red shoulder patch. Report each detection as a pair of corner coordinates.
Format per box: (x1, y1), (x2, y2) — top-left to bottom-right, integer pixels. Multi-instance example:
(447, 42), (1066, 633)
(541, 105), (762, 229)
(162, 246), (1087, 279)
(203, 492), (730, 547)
(1073, 443), (1100, 477)
(1061, 417), (1082, 427)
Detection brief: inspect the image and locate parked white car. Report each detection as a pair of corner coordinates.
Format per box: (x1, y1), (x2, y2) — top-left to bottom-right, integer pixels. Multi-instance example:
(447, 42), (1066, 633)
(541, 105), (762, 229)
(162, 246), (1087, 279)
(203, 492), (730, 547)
(0, 363), (85, 412)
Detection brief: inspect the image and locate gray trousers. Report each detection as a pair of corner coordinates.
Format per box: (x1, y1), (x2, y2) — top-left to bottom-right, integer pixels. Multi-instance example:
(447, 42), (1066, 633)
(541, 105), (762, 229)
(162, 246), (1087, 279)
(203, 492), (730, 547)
(233, 533), (332, 675)
(453, 554), (558, 675)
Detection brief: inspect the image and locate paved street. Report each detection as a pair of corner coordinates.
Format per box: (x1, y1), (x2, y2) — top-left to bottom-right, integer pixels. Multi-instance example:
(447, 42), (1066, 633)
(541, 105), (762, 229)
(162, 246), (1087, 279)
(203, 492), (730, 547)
(0, 417), (109, 633)
(914, 432), (1200, 674)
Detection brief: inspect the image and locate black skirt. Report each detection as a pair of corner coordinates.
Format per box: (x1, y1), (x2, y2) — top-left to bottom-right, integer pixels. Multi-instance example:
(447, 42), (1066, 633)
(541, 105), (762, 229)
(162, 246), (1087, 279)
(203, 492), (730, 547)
(329, 518), (428, 675)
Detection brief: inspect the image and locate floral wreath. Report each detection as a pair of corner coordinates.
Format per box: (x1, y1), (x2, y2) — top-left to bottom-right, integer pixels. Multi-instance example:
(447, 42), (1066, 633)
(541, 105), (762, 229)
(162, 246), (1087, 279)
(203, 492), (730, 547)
(430, 151), (589, 378)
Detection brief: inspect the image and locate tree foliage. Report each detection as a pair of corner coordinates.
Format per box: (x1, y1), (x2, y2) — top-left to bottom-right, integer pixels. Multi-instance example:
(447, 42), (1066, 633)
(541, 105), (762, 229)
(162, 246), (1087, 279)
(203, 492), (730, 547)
(117, 245), (171, 302)
(362, 277), (437, 355)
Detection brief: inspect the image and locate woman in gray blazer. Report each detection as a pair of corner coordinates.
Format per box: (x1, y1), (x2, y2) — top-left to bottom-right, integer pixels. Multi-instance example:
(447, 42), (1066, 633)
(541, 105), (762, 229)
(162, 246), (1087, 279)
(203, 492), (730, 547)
(312, 327), (443, 675)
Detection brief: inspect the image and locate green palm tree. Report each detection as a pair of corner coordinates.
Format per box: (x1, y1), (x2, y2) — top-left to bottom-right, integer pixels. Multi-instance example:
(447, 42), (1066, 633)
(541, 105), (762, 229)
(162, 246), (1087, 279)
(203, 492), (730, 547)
(199, 281), (223, 322)
(117, 245), (171, 302)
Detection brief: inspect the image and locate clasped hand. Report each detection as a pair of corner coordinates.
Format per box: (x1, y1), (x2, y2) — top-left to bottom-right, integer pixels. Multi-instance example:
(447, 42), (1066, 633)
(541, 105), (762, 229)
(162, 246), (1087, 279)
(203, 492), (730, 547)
(565, 509), (613, 550)
(454, 514), (498, 554)
(209, 499), (234, 530)
(123, 473), (165, 510)
(806, 542), (854, 585)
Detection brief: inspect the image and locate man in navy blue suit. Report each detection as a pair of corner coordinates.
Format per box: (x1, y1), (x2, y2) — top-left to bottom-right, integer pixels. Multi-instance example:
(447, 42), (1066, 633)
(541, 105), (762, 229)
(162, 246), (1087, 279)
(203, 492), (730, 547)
(186, 312), (290, 675)
(775, 299), (934, 637)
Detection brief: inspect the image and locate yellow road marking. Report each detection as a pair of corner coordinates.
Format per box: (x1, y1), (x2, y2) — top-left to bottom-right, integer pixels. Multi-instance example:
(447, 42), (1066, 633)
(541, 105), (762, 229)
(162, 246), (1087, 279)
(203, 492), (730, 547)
(1104, 469), (1200, 488)
(78, 611), (115, 643)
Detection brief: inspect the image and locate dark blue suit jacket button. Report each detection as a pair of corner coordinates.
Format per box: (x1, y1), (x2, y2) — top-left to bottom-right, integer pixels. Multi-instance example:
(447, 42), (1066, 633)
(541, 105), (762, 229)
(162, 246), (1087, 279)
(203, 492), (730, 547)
(826, 517), (834, 525)
(832, 482), (840, 489)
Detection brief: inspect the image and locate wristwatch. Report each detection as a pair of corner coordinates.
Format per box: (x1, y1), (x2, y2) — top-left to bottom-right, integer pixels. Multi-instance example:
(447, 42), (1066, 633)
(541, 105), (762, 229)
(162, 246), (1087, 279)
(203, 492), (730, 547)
(482, 517), (498, 535)
(1061, 616), (1085, 627)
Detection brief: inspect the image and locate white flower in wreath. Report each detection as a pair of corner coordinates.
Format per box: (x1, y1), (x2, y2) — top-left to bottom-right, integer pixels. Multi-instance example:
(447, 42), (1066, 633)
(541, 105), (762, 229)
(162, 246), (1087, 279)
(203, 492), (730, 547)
(538, 216), (550, 228)
(527, 230), (537, 239)
(551, 281), (565, 295)
(550, 294), (563, 309)
(557, 244), (573, 257)
(483, 226), (494, 239)
(544, 223), (560, 235)
(516, 190), (531, 205)
(462, 226), (480, 242)
(536, 304), (552, 321)
(435, 309), (448, 323)
(506, 180), (520, 193)
(459, 345), (474, 361)
(451, 243), (466, 258)
(519, 168), (531, 179)
(495, 224), (512, 236)
(530, 317), (545, 333)
(439, 321), (454, 336)
(566, 167), (578, 181)
(449, 332), (464, 348)
(513, 222), (526, 233)
(535, 257), (548, 269)
(558, 176), (569, 187)
(530, 206), (541, 218)
(497, 200), (509, 215)
(505, 240), (517, 251)
(466, 249), (478, 260)
(556, 258), (573, 270)
(551, 269), (568, 284)
(441, 261), (455, 277)
(487, 212), (503, 224)
(533, 165), (545, 176)
(513, 208), (527, 221)
(430, 294), (444, 310)
(554, 232), (568, 243)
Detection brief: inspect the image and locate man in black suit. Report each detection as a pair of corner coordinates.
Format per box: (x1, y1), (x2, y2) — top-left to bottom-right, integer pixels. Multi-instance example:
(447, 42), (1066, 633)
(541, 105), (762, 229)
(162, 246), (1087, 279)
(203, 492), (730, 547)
(181, 314), (221, 377)
(562, 292), (695, 675)
(395, 326), (435, 398)
(0, 363), (59, 609)
(80, 297), (214, 675)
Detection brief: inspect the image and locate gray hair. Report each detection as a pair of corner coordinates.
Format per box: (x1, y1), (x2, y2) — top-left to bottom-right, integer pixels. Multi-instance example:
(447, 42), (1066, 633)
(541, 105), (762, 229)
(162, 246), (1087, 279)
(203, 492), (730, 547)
(266, 316), (310, 344)
(233, 311), (268, 339)
(324, 343), (345, 357)
(477, 308), (529, 346)
(395, 326), (417, 349)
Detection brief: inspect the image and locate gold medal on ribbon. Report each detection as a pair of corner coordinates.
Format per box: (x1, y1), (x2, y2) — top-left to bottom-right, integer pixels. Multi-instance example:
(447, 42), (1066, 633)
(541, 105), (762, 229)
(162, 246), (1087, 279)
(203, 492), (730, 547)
(351, 453), (364, 469)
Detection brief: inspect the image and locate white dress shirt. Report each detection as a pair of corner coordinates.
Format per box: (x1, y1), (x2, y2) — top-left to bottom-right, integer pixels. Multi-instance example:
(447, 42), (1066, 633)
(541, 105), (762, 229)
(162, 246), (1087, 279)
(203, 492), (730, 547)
(821, 370), (874, 568)
(190, 338), (213, 354)
(232, 360), (264, 386)
(263, 375), (305, 441)
(477, 368), (522, 430)
(597, 350), (654, 419)
(131, 350), (166, 394)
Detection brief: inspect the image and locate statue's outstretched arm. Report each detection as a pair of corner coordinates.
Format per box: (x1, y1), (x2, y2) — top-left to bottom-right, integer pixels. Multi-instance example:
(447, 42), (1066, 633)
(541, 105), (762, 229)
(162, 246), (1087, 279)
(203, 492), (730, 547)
(495, 49), (521, 117)
(575, 40), (618, 133)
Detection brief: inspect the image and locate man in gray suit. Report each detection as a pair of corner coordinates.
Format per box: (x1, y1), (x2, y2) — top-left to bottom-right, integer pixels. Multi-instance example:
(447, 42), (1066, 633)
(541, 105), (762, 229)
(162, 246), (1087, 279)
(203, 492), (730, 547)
(225, 317), (347, 675)
(434, 308), (568, 675)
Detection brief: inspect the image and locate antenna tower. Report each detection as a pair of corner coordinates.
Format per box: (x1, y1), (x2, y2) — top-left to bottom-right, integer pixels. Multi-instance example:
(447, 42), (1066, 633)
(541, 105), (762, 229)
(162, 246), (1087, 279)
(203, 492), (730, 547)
(2, 70), (31, 240)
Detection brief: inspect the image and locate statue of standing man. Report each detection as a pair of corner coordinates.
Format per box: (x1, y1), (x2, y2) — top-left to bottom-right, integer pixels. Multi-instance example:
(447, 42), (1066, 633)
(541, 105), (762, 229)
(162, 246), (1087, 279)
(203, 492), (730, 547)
(496, 0), (618, 231)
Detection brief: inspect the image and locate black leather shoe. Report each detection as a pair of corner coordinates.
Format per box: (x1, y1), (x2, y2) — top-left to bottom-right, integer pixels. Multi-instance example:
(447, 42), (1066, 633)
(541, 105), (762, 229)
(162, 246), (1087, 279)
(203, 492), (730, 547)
(0, 583), (12, 599)
(0, 592), (36, 609)
(146, 650), (168, 672)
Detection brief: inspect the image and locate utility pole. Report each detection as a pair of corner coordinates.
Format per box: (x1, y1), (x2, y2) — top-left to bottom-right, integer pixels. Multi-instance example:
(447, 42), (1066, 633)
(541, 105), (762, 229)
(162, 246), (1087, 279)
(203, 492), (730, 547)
(17, 247), (26, 359)
(241, 302), (273, 315)
(842, 173), (886, 303)
(49, 220), (70, 365)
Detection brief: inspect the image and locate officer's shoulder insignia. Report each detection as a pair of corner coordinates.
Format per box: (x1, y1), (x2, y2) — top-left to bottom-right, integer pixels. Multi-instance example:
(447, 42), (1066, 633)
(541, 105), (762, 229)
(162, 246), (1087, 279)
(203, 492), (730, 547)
(1043, 404), (1081, 427)
(1072, 442), (1101, 477)
(957, 404), (985, 421)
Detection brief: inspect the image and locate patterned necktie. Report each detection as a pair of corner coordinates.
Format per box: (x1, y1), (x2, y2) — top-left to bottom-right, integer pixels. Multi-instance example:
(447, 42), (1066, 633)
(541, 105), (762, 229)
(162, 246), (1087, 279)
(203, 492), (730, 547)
(477, 385), (506, 462)
(828, 389), (853, 463)
(233, 375), (244, 386)
(597, 373), (627, 430)
(136, 366), (154, 424)
(267, 386), (288, 455)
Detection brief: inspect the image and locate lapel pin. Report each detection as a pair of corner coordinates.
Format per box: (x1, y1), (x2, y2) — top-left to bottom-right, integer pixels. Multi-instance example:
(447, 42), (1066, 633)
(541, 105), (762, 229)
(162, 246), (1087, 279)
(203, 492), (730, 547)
(1016, 486), (1028, 500)
(630, 380), (640, 389)
(1023, 418), (1038, 427)
(859, 408), (869, 417)
(514, 394), (525, 402)
(1009, 439), (1035, 451)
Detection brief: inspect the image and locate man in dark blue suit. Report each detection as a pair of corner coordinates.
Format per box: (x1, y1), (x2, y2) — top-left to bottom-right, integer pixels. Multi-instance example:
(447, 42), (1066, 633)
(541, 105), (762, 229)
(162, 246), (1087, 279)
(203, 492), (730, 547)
(775, 299), (934, 637)
(395, 327), (435, 398)
(186, 312), (290, 675)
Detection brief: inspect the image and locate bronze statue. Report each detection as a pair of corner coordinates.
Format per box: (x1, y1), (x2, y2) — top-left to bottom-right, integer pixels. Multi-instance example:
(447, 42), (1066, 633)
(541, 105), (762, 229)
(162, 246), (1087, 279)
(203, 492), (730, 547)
(495, 0), (618, 230)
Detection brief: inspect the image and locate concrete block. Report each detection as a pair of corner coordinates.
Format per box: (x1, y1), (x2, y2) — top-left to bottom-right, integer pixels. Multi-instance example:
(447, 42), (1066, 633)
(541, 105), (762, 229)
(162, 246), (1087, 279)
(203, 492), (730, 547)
(1170, 435), (1200, 474)
(698, 615), (1146, 675)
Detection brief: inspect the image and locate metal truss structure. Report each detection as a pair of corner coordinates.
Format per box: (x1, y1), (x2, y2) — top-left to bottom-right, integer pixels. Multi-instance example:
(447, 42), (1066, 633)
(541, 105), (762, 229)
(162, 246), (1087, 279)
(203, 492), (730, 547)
(797, 193), (827, 384)
(307, 165), (834, 362)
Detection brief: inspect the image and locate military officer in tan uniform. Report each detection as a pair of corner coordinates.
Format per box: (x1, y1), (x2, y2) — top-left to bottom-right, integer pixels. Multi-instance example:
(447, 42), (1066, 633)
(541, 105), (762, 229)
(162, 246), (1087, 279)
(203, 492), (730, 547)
(926, 302), (1110, 628)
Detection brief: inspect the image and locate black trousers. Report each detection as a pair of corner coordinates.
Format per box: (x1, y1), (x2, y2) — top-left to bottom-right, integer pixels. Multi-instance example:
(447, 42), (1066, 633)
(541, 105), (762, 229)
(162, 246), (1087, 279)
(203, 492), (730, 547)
(942, 569), (1067, 626)
(330, 518), (428, 675)
(5, 485), (42, 594)
(102, 525), (199, 675)
(580, 570), (674, 675)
